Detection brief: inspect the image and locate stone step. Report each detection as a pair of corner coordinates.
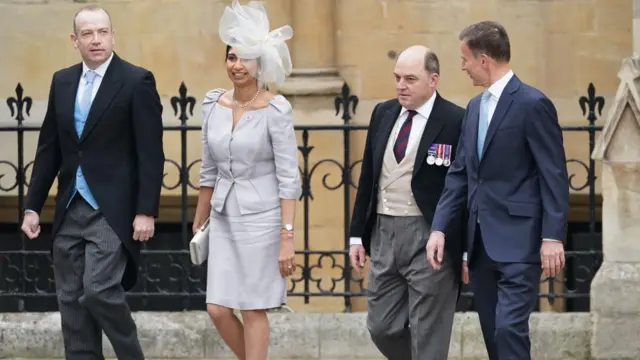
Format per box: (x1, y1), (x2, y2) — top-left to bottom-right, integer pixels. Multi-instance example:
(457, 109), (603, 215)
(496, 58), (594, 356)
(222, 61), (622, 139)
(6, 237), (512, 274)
(0, 311), (591, 359)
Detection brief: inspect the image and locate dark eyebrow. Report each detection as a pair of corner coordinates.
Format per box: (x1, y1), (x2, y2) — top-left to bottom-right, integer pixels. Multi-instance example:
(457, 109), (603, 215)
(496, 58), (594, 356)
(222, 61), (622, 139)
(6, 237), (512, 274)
(80, 27), (109, 33)
(394, 73), (418, 78)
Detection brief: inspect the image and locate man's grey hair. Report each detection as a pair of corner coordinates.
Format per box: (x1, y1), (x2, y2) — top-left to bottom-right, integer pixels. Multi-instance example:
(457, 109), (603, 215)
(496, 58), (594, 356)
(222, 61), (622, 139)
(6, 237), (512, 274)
(72, 5), (113, 34)
(424, 50), (440, 76)
(396, 46), (441, 76)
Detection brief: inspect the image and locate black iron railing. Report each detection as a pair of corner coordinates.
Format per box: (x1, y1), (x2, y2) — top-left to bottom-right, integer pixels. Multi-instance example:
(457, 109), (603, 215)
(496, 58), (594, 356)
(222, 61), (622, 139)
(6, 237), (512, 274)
(0, 81), (603, 313)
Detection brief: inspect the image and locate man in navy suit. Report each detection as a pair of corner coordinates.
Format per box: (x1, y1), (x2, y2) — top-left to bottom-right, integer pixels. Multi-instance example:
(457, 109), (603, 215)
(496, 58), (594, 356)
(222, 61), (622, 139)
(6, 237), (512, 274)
(426, 21), (569, 360)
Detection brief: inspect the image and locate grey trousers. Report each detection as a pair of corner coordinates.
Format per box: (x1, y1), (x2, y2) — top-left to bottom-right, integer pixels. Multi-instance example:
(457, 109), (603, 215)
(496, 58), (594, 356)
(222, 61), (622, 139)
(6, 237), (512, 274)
(366, 214), (458, 360)
(52, 197), (144, 360)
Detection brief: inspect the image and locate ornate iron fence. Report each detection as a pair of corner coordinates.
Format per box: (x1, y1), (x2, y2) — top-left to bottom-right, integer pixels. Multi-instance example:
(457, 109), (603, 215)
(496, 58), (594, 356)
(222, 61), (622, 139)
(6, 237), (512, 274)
(0, 81), (603, 313)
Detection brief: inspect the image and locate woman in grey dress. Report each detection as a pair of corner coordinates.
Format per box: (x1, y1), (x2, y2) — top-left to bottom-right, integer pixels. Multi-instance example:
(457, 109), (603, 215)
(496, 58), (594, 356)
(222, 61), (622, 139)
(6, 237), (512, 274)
(191, 1), (299, 359)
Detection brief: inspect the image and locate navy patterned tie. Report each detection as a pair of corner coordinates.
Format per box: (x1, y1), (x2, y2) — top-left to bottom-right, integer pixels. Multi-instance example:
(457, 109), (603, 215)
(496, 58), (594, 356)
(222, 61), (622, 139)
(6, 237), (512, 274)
(393, 110), (417, 163)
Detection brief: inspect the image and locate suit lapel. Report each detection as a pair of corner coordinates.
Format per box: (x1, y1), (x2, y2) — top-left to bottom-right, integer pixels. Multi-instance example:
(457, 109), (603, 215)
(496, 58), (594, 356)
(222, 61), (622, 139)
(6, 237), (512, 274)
(60, 64), (83, 142)
(480, 75), (520, 161)
(468, 97), (480, 171)
(372, 102), (401, 182)
(80, 54), (124, 142)
(413, 93), (446, 177)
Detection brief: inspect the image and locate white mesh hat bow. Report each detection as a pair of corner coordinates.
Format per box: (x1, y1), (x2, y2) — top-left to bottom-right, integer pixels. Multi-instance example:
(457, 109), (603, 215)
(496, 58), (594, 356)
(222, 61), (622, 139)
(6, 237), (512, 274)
(218, 0), (294, 86)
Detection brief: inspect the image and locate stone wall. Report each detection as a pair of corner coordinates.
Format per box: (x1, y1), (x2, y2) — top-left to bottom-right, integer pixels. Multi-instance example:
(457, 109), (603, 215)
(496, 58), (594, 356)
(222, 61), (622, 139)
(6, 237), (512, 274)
(0, 0), (631, 196)
(0, 311), (593, 359)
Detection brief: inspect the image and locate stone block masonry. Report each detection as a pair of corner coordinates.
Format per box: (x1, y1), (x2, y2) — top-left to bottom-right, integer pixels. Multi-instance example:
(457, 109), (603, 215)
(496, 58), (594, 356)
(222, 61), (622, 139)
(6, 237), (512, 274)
(0, 311), (593, 359)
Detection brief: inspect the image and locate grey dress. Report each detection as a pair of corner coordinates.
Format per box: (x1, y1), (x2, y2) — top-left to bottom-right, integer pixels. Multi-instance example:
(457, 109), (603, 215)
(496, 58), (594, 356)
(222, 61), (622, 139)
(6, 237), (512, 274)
(199, 88), (301, 310)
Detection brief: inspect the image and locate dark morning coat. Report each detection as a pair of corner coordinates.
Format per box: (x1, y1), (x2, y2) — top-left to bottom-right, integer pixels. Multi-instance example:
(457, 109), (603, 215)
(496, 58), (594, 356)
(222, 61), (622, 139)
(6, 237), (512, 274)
(350, 92), (468, 283)
(25, 53), (165, 290)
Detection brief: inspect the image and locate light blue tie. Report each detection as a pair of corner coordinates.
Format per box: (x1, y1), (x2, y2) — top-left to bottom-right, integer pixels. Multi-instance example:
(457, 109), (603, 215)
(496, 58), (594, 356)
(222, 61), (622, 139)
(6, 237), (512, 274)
(69, 70), (100, 210)
(79, 71), (97, 123)
(477, 90), (491, 161)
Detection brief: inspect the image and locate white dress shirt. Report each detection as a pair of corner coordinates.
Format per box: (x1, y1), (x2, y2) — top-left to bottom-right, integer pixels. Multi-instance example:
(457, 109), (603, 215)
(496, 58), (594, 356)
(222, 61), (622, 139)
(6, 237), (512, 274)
(78, 52), (114, 104)
(485, 70), (514, 125)
(350, 91), (437, 246)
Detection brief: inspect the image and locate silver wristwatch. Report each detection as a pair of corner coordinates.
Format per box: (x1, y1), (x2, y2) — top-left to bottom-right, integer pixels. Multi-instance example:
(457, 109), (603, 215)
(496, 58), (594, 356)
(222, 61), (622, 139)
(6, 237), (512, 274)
(281, 224), (294, 232)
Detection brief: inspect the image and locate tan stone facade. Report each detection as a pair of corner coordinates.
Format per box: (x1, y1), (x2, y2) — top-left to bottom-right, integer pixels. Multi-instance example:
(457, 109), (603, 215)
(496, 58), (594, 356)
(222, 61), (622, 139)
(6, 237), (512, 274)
(590, 55), (640, 359)
(0, 0), (632, 312)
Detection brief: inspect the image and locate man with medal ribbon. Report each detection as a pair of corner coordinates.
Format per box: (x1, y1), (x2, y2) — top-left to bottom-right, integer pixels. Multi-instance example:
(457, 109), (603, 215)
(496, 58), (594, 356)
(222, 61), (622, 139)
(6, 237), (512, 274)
(349, 45), (467, 359)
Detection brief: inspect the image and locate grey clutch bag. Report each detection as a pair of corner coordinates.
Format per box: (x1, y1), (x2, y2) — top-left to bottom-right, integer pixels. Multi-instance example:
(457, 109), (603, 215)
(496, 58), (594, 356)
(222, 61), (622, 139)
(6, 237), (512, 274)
(189, 218), (210, 265)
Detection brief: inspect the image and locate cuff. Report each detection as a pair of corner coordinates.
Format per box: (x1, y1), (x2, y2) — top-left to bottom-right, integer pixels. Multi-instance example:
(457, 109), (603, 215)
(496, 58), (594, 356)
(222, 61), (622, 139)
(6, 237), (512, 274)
(279, 186), (301, 200)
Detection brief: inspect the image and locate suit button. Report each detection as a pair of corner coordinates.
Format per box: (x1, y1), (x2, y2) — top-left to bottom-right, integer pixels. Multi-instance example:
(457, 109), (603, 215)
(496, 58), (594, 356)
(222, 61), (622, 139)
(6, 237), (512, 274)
(478, 178), (483, 184)
(473, 207), (478, 212)
(78, 151), (83, 157)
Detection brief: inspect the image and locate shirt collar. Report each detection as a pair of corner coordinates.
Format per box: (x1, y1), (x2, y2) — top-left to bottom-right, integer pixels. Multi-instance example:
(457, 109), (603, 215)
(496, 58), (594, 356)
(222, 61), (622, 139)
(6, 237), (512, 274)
(82, 52), (114, 79)
(487, 70), (514, 99)
(400, 90), (437, 119)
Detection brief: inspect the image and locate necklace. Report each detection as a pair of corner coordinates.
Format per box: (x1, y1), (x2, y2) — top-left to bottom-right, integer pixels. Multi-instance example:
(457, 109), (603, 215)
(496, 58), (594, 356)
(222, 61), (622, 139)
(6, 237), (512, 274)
(233, 88), (261, 108)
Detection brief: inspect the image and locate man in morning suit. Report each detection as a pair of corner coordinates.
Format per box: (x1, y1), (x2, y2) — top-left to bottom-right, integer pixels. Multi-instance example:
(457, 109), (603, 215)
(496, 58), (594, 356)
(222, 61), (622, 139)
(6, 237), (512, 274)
(20, 5), (164, 359)
(349, 45), (466, 360)
(427, 21), (569, 360)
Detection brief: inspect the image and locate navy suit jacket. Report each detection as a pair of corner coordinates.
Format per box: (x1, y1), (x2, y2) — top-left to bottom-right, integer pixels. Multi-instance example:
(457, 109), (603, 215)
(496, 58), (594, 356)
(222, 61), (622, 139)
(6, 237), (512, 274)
(431, 74), (569, 264)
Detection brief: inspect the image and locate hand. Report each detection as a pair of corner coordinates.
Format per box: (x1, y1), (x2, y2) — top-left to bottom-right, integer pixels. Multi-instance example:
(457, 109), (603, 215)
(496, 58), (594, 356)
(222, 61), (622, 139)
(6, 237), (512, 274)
(349, 244), (366, 274)
(133, 215), (155, 241)
(426, 231), (445, 270)
(279, 232), (296, 277)
(192, 216), (207, 234)
(541, 240), (565, 278)
(21, 212), (41, 240)
(462, 261), (469, 284)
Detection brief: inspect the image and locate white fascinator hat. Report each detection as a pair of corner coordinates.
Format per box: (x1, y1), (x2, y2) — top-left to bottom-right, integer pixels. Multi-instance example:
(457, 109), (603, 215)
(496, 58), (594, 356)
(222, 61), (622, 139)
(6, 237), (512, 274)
(218, 0), (294, 86)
